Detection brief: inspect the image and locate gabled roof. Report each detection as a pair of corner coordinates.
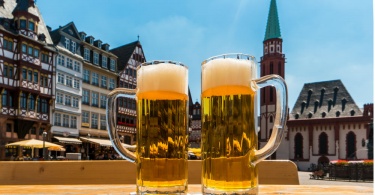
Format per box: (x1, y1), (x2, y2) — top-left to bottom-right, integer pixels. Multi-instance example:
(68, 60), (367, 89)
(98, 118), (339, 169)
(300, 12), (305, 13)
(290, 80), (362, 120)
(50, 22), (81, 45)
(264, 0), (282, 41)
(110, 41), (141, 72)
(0, 0), (53, 44)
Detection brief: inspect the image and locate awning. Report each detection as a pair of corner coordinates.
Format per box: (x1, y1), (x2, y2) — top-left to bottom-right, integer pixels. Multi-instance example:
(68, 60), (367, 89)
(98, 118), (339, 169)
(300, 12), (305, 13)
(80, 137), (136, 149)
(54, 136), (82, 145)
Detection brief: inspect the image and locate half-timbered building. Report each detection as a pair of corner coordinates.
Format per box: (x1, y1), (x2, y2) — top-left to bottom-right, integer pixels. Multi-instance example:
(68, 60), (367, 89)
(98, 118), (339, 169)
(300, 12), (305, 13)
(0, 0), (57, 160)
(110, 40), (145, 145)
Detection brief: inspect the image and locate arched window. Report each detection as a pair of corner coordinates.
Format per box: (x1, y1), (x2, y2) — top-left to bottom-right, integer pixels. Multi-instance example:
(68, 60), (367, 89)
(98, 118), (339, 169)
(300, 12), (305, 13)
(346, 131), (356, 159)
(294, 133), (303, 159)
(318, 132), (328, 155)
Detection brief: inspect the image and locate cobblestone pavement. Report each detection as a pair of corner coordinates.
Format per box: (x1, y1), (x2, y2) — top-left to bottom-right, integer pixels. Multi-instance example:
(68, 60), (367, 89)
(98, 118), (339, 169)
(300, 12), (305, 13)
(298, 171), (374, 187)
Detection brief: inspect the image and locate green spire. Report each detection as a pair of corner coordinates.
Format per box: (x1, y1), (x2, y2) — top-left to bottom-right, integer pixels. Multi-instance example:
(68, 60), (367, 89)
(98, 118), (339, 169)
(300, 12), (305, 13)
(264, 0), (281, 41)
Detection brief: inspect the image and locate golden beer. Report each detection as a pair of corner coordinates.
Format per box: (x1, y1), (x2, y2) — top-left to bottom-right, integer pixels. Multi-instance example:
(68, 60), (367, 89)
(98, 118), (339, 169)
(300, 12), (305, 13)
(136, 91), (188, 190)
(107, 61), (189, 194)
(201, 56), (258, 194)
(202, 86), (258, 192)
(201, 54), (288, 195)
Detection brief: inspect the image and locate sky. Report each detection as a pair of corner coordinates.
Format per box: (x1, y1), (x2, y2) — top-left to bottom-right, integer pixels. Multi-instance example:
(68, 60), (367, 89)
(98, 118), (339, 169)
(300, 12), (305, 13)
(37, 0), (373, 110)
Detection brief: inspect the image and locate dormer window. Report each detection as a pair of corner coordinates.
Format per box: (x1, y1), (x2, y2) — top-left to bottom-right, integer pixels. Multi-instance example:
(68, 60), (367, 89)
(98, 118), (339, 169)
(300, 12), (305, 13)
(98, 41), (102, 48)
(89, 37), (94, 45)
(28, 21), (35, 31)
(65, 38), (70, 50)
(20, 20), (27, 29)
(80, 32), (86, 40)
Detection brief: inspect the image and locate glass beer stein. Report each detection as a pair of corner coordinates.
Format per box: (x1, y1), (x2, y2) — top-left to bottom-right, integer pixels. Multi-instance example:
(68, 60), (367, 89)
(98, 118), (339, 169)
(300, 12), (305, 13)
(107, 61), (189, 194)
(201, 54), (288, 195)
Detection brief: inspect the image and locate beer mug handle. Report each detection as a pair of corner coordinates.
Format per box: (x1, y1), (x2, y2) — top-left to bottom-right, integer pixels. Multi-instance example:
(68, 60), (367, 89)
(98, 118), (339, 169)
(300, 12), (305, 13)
(106, 88), (137, 163)
(251, 74), (288, 165)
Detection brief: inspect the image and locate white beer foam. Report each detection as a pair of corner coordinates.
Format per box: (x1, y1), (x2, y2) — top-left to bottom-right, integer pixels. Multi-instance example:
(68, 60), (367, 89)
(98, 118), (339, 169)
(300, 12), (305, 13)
(202, 58), (255, 91)
(137, 63), (188, 94)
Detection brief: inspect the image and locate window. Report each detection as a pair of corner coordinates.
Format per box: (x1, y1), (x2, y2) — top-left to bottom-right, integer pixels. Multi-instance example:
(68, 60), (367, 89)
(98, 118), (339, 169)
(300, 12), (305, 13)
(100, 94), (107, 108)
(71, 41), (76, 53)
(3, 64), (13, 79)
(72, 97), (79, 108)
(56, 93), (63, 104)
(93, 52), (99, 65)
(102, 56), (107, 68)
(3, 39), (13, 51)
(82, 111), (89, 124)
(21, 44), (27, 53)
(65, 38), (70, 50)
(20, 20), (26, 29)
(41, 53), (49, 63)
(74, 61), (81, 72)
(82, 90), (90, 105)
(294, 133), (303, 159)
(20, 92), (27, 109)
(84, 48), (90, 61)
(110, 59), (116, 71)
(66, 76), (73, 87)
(57, 55), (65, 66)
(63, 114), (69, 127)
(73, 78), (80, 89)
(65, 95), (71, 106)
(91, 92), (98, 107)
(28, 21), (35, 31)
(57, 73), (64, 84)
(27, 47), (33, 56)
(27, 70), (32, 82)
(33, 48), (39, 58)
(70, 116), (77, 128)
(109, 78), (115, 90)
(41, 99), (48, 113)
(28, 95), (35, 111)
(33, 71), (38, 83)
(66, 58), (73, 69)
(100, 114), (106, 130)
(83, 69), (90, 83)
(54, 113), (61, 126)
(91, 72), (99, 86)
(40, 75), (48, 87)
(318, 133), (328, 155)
(91, 113), (98, 128)
(346, 132), (356, 159)
(101, 76), (107, 88)
(2, 90), (7, 107)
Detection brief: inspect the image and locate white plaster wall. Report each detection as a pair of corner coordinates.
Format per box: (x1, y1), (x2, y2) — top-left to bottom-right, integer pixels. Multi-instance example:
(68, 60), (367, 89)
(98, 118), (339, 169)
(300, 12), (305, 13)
(339, 123), (368, 160)
(312, 125), (335, 154)
(289, 127), (309, 159)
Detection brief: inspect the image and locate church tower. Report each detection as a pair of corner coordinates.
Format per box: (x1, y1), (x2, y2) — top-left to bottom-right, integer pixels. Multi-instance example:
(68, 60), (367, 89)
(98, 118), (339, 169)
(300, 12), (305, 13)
(259, 0), (286, 159)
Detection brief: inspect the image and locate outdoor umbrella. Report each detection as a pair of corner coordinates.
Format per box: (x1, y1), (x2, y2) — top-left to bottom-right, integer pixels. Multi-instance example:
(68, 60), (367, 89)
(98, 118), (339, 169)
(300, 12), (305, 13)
(6, 139), (63, 157)
(48, 146), (66, 158)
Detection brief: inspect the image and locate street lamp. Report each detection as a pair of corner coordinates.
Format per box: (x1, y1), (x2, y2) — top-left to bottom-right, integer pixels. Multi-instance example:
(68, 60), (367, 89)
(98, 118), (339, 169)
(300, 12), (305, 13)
(42, 131), (47, 160)
(87, 133), (90, 160)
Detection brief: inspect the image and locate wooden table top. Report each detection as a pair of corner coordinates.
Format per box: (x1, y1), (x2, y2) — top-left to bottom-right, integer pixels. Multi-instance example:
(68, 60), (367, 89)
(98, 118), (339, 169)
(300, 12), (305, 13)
(0, 184), (372, 195)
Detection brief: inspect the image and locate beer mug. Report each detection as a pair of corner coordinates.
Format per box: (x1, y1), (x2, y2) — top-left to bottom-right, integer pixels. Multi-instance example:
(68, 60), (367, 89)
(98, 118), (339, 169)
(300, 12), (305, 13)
(107, 61), (189, 194)
(201, 54), (288, 195)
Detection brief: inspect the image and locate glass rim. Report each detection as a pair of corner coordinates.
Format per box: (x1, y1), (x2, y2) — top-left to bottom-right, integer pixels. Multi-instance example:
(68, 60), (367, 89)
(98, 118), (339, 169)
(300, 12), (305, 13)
(202, 53), (256, 66)
(139, 60), (188, 69)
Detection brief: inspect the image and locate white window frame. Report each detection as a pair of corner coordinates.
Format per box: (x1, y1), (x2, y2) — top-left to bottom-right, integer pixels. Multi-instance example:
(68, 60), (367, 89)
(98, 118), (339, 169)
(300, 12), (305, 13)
(70, 116), (77, 128)
(109, 78), (115, 90)
(56, 93), (63, 104)
(100, 94), (106, 108)
(82, 111), (89, 123)
(67, 58), (73, 69)
(110, 59), (116, 71)
(102, 56), (107, 68)
(66, 76), (73, 87)
(65, 38), (70, 50)
(92, 72), (99, 85)
(65, 95), (71, 106)
(73, 78), (80, 89)
(93, 52), (99, 65)
(92, 92), (98, 106)
(83, 69), (90, 82)
(74, 61), (81, 72)
(82, 89), (90, 104)
(72, 97), (79, 108)
(54, 113), (61, 126)
(101, 75), (107, 88)
(84, 48), (90, 61)
(57, 73), (64, 84)
(71, 41), (76, 53)
(63, 114), (70, 127)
